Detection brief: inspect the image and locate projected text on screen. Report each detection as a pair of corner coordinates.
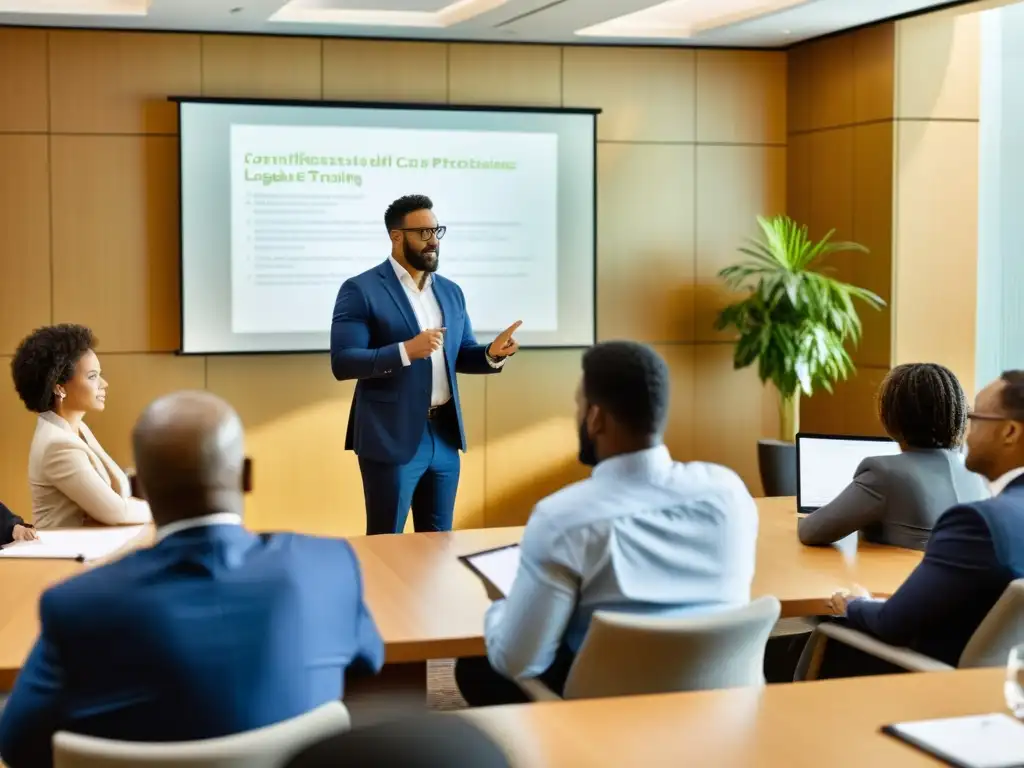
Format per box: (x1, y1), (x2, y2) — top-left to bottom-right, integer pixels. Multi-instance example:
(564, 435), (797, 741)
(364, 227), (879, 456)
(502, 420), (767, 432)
(229, 124), (559, 336)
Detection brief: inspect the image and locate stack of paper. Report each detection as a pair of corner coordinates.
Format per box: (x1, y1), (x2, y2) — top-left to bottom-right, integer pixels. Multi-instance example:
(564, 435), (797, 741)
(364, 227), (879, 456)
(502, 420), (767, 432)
(0, 526), (146, 562)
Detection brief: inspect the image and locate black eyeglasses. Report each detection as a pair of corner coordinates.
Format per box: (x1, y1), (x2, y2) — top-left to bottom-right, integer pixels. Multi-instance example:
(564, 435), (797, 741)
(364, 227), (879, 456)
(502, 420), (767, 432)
(396, 226), (446, 241)
(967, 412), (1014, 422)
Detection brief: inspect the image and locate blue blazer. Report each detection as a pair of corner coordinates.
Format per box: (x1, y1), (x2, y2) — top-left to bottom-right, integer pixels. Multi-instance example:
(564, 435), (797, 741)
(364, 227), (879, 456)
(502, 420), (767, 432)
(846, 475), (1024, 666)
(330, 260), (500, 465)
(0, 524), (384, 768)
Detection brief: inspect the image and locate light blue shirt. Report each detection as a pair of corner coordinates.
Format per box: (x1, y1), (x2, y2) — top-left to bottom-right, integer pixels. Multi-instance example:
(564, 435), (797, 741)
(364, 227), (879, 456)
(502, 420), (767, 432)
(483, 445), (759, 680)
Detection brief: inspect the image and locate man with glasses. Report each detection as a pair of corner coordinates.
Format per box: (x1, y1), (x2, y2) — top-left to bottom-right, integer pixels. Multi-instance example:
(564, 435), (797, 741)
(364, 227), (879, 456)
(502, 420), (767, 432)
(330, 195), (521, 535)
(824, 370), (1024, 675)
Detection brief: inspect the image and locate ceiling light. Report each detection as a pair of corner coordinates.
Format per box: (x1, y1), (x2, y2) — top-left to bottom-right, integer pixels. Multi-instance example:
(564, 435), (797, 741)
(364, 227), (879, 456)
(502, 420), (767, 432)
(271, 0), (509, 27)
(0, 0), (149, 13)
(575, 0), (808, 39)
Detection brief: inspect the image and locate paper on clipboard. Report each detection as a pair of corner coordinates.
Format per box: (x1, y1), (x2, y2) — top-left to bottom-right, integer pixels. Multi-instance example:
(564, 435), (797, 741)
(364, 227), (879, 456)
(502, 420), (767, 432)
(461, 544), (521, 598)
(0, 526), (145, 562)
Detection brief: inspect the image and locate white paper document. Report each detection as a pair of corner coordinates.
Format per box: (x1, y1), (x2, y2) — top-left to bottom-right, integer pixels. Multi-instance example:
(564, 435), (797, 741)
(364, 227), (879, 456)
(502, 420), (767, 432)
(885, 713), (1024, 768)
(462, 545), (521, 598)
(0, 526), (146, 562)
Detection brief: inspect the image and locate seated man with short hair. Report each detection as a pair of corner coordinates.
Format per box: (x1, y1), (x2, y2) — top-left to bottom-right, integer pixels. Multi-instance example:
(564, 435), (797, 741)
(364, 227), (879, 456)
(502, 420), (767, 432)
(0, 391), (384, 768)
(455, 341), (759, 706)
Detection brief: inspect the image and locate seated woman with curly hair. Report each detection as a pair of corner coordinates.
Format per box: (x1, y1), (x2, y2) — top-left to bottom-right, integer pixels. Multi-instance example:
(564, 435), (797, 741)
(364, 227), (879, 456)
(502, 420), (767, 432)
(11, 324), (150, 529)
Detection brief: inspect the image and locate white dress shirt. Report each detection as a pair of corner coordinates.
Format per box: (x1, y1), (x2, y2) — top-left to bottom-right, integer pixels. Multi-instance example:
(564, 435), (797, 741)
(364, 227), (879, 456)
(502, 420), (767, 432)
(483, 446), (759, 680)
(389, 256), (503, 407)
(155, 512), (242, 544)
(990, 466), (1024, 496)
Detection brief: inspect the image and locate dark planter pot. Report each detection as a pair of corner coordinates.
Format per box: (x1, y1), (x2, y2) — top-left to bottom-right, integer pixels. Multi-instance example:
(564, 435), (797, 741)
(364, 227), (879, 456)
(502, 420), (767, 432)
(757, 439), (797, 497)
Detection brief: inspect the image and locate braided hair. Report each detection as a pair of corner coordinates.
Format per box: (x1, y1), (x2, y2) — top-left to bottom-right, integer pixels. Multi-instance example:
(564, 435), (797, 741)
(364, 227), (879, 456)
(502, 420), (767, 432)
(878, 363), (968, 449)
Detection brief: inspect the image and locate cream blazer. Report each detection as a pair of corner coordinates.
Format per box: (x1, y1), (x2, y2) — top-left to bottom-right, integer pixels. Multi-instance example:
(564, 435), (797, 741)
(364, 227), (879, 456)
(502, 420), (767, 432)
(28, 411), (151, 529)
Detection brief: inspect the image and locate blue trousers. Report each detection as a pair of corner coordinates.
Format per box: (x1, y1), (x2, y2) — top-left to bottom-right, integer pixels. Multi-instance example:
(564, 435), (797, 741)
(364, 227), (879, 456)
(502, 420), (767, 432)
(358, 411), (461, 535)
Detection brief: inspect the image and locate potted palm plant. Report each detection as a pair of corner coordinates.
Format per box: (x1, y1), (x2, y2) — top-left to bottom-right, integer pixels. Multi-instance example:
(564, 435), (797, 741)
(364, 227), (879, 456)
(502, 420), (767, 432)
(714, 215), (885, 496)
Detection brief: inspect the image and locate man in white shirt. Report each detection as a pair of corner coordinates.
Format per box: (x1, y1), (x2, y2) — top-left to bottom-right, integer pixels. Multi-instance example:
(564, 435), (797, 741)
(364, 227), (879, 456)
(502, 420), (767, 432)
(330, 195), (522, 535)
(455, 341), (759, 706)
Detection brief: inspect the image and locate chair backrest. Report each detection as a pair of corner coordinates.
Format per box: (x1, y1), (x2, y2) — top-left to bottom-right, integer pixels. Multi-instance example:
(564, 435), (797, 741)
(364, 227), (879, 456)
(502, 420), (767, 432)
(562, 596), (782, 700)
(959, 579), (1024, 668)
(53, 701), (349, 768)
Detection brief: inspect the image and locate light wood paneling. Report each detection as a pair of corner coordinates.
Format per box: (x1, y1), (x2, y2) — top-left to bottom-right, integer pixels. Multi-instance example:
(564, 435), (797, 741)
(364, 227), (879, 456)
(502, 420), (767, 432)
(448, 44), (561, 106)
(322, 40), (447, 103)
(86, 353), (207, 467)
(787, 43), (813, 134)
(0, 29), (48, 133)
(201, 35), (322, 99)
(692, 344), (774, 495)
(484, 349), (588, 529)
(51, 135), (180, 353)
(563, 47), (696, 143)
(596, 143), (695, 343)
(695, 145), (787, 342)
(851, 122), (894, 369)
(893, 120), (979, 394)
(0, 355), (36, 519)
(696, 50), (787, 145)
(656, 344), (696, 465)
(786, 132), (813, 228)
(896, 10), (981, 120)
(854, 24), (896, 123)
(806, 33), (856, 131)
(801, 365), (889, 436)
(0, 135), (51, 355)
(49, 31), (200, 134)
(809, 128), (856, 283)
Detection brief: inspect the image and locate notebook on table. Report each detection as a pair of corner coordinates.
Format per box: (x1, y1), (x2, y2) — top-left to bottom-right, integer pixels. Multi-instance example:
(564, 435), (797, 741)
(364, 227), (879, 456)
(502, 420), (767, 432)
(0, 526), (145, 562)
(459, 544), (521, 599)
(797, 433), (901, 514)
(882, 713), (1024, 768)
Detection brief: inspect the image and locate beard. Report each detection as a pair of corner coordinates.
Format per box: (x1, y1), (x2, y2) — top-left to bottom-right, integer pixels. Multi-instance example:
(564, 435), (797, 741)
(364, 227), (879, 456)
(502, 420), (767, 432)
(578, 419), (598, 467)
(404, 239), (439, 273)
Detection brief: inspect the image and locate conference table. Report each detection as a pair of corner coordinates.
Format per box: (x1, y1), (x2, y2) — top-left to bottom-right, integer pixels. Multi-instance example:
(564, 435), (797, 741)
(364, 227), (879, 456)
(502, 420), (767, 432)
(465, 667), (1007, 767)
(0, 497), (922, 694)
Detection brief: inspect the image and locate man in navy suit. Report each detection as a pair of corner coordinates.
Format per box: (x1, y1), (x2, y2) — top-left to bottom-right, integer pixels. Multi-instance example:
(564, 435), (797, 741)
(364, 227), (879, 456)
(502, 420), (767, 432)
(0, 391), (384, 768)
(826, 370), (1024, 673)
(331, 194), (521, 535)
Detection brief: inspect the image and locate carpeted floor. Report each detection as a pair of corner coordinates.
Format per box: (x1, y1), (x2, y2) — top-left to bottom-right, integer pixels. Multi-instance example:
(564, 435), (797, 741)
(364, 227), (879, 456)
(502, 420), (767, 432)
(427, 659), (467, 711)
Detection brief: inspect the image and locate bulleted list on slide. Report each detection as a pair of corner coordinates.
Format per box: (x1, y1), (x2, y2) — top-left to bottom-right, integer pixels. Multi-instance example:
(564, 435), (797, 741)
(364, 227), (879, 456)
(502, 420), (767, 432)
(229, 123), (560, 336)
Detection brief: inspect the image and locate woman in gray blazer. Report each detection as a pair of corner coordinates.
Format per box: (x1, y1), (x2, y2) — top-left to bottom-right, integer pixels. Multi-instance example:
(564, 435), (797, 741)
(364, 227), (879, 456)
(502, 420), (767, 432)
(798, 363), (990, 550)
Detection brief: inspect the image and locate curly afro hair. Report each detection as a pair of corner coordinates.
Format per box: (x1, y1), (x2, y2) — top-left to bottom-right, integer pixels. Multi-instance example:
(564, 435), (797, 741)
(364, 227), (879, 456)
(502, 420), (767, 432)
(878, 362), (969, 449)
(11, 324), (97, 414)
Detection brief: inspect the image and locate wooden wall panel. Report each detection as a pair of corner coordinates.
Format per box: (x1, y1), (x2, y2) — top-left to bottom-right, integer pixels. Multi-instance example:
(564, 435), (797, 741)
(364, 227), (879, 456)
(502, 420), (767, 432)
(0, 29), (48, 133)
(0, 356), (36, 519)
(322, 41), (447, 103)
(786, 132), (813, 227)
(0, 135), (51, 355)
(201, 35), (322, 99)
(596, 143), (695, 344)
(448, 45), (561, 106)
(51, 136), (180, 353)
(49, 31), (201, 134)
(808, 128), (856, 284)
(86, 354), (207, 468)
(852, 122), (894, 369)
(893, 120), (979, 394)
(484, 350), (588, 528)
(805, 34), (856, 131)
(801, 366), (889, 437)
(854, 24), (896, 122)
(787, 43), (813, 134)
(692, 344), (774, 494)
(656, 344), (696, 464)
(696, 51), (787, 145)
(896, 10), (981, 120)
(563, 47), (696, 143)
(695, 145), (786, 342)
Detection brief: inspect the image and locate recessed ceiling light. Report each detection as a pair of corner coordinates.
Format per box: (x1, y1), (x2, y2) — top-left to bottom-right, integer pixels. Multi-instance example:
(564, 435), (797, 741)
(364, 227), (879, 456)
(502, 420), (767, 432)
(575, 0), (809, 39)
(271, 0), (509, 28)
(0, 0), (149, 14)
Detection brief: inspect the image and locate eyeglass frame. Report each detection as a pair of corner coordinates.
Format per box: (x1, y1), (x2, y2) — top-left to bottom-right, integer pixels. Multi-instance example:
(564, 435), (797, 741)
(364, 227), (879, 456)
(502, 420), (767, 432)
(394, 226), (447, 241)
(967, 412), (1023, 423)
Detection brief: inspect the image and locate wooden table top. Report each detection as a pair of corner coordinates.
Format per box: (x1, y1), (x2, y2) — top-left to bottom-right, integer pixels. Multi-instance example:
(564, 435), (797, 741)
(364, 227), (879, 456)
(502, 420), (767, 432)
(465, 668), (1008, 767)
(0, 497), (922, 680)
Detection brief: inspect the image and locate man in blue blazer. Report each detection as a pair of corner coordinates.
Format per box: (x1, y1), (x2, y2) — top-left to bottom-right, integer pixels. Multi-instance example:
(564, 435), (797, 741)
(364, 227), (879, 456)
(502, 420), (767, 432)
(331, 194), (521, 535)
(0, 391), (384, 768)
(828, 370), (1024, 672)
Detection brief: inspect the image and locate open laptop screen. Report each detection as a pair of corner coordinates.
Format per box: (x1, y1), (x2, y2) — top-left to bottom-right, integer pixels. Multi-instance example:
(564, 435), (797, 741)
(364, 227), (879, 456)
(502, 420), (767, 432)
(797, 433), (901, 513)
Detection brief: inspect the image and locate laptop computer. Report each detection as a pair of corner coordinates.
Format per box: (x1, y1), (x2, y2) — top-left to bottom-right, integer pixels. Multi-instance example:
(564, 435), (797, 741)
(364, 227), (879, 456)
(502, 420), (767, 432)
(796, 432), (902, 514)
